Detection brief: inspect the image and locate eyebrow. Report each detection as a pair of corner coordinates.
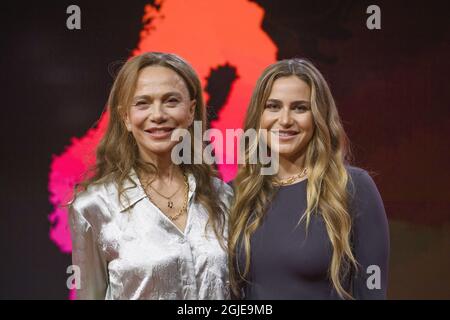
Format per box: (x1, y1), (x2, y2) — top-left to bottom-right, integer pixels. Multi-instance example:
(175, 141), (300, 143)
(266, 98), (311, 105)
(133, 91), (183, 101)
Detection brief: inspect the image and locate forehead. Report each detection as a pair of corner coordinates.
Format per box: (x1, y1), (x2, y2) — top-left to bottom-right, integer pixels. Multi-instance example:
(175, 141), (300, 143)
(268, 75), (311, 100)
(134, 65), (189, 97)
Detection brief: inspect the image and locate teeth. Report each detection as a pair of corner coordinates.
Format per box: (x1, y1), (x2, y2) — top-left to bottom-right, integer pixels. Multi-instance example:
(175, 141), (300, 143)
(149, 128), (173, 133)
(272, 131), (297, 136)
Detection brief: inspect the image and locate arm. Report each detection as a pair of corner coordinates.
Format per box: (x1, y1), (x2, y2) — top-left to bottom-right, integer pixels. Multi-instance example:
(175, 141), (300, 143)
(350, 170), (390, 299)
(69, 202), (108, 299)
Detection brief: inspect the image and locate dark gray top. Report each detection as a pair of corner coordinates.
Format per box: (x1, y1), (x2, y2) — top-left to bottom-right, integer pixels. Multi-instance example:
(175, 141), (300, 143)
(236, 166), (390, 300)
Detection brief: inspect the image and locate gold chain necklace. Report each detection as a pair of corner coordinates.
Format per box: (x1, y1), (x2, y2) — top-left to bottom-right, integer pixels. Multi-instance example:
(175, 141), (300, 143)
(274, 167), (308, 186)
(148, 180), (183, 208)
(145, 175), (189, 221)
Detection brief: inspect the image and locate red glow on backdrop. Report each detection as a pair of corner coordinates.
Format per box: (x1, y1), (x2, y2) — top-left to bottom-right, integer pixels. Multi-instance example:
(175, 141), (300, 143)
(48, 0), (276, 266)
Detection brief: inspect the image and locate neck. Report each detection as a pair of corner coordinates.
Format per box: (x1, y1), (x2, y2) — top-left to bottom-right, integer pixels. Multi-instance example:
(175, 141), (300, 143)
(277, 153), (306, 179)
(138, 149), (182, 183)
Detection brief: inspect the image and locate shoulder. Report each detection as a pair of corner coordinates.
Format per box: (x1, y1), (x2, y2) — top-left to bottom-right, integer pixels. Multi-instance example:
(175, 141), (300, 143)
(69, 181), (114, 227)
(211, 176), (234, 194)
(346, 165), (378, 194)
(346, 165), (370, 180)
(70, 183), (106, 210)
(211, 176), (234, 208)
(345, 166), (386, 219)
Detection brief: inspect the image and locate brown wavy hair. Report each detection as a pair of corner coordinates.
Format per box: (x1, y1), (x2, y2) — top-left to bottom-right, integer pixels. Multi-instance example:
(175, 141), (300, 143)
(73, 52), (227, 245)
(229, 58), (358, 299)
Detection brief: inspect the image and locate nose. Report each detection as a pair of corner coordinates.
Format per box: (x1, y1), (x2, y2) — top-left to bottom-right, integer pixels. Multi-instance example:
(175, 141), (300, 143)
(279, 106), (293, 127)
(149, 102), (167, 123)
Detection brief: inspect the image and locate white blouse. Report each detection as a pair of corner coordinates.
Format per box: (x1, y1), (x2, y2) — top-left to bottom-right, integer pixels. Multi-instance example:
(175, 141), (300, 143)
(68, 169), (233, 300)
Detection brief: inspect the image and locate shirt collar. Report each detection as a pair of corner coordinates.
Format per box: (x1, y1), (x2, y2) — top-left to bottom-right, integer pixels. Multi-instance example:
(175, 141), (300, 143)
(119, 167), (196, 212)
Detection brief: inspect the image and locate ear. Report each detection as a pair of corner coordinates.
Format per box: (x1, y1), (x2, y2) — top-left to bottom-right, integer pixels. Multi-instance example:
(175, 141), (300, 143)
(119, 105), (132, 132)
(188, 99), (196, 124)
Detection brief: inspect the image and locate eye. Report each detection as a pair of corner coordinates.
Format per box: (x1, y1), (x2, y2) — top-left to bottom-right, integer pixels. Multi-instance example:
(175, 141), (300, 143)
(165, 97), (180, 106)
(265, 103), (280, 111)
(293, 104), (308, 112)
(133, 101), (150, 109)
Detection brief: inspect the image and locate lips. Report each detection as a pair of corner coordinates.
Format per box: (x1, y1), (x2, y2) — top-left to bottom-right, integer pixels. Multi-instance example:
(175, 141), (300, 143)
(144, 127), (175, 139)
(271, 129), (299, 137)
(270, 129), (300, 142)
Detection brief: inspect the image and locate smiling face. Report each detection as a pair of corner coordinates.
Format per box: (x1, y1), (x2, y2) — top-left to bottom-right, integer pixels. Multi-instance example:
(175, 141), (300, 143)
(260, 75), (315, 161)
(124, 65), (196, 160)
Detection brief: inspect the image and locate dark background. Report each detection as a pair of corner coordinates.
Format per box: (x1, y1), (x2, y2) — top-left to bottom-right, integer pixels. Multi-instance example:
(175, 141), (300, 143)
(1, 0), (449, 299)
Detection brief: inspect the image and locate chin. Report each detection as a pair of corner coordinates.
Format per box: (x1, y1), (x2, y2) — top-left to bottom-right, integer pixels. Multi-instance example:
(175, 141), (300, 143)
(142, 143), (175, 156)
(272, 144), (295, 153)
(277, 145), (305, 158)
(278, 151), (297, 159)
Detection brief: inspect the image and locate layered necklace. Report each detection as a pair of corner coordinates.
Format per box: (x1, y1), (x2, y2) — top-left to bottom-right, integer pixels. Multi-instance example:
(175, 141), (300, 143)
(143, 174), (189, 221)
(150, 180), (184, 208)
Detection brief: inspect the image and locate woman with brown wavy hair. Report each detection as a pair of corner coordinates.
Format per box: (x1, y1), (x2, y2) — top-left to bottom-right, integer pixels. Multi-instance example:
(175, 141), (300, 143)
(229, 58), (389, 299)
(69, 52), (232, 299)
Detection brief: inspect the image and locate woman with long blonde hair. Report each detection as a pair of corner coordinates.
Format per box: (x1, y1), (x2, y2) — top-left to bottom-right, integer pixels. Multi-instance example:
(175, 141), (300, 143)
(69, 52), (232, 299)
(229, 58), (389, 299)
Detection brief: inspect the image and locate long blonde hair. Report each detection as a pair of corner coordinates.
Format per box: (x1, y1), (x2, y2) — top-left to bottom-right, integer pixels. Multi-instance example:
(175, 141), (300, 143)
(229, 58), (357, 299)
(74, 52), (227, 245)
